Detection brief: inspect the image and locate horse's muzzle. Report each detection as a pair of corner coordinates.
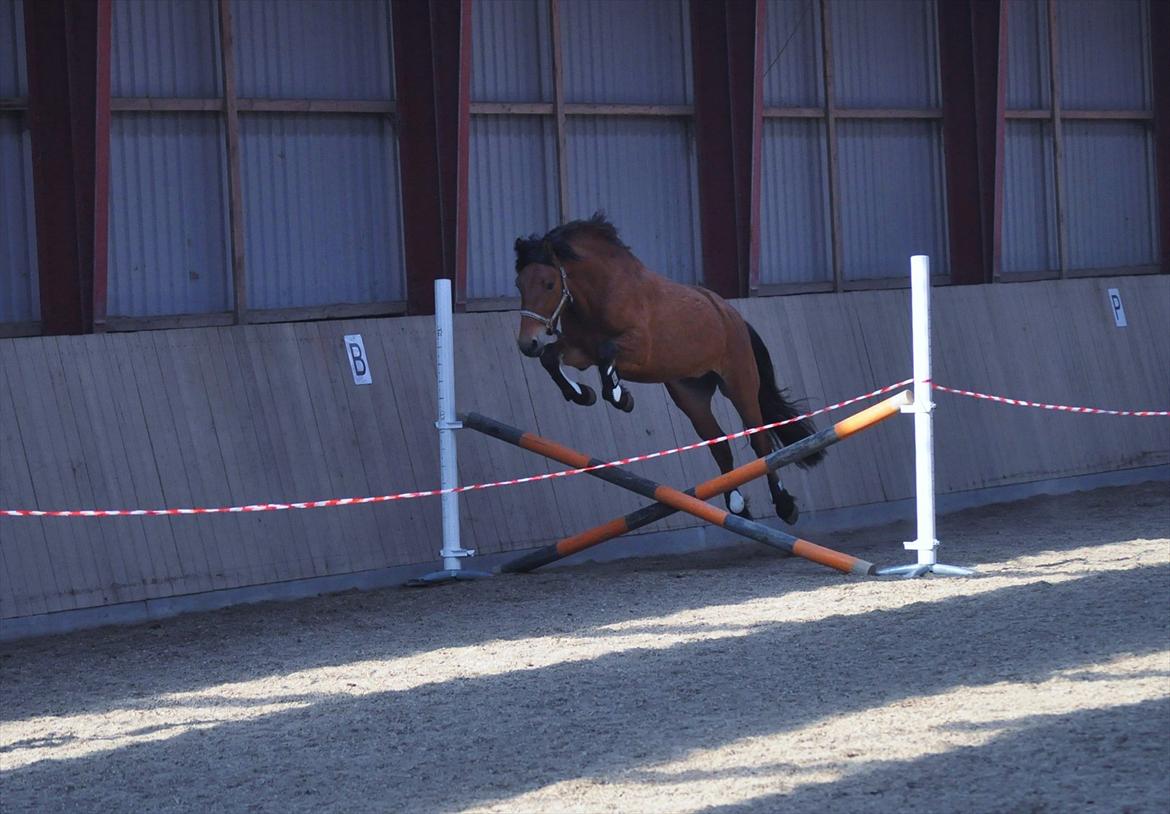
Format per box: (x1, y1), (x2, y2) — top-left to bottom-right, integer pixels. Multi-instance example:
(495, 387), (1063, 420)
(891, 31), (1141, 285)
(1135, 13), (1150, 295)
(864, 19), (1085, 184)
(518, 335), (544, 357)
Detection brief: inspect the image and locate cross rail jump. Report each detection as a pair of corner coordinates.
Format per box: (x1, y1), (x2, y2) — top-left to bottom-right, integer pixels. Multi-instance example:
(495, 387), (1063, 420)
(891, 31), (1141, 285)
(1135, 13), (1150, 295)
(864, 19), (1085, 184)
(462, 388), (912, 576)
(469, 389), (913, 574)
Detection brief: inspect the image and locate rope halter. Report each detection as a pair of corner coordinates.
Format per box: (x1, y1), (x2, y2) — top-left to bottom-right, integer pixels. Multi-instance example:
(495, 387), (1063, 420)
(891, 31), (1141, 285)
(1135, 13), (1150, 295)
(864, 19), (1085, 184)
(519, 263), (573, 337)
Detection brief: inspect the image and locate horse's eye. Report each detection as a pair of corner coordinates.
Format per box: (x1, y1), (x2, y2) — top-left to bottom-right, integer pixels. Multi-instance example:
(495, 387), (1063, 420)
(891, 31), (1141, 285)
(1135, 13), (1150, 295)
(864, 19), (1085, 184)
(545, 281), (554, 291)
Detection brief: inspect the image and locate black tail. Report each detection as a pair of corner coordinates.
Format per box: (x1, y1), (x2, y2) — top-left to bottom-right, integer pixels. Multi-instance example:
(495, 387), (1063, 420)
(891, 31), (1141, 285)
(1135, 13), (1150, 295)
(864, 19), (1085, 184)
(747, 323), (825, 469)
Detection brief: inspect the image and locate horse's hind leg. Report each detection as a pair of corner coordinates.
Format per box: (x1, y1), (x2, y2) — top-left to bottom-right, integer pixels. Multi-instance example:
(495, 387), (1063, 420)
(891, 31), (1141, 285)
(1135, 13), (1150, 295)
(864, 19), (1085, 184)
(718, 370), (802, 525)
(540, 345), (596, 406)
(665, 376), (750, 517)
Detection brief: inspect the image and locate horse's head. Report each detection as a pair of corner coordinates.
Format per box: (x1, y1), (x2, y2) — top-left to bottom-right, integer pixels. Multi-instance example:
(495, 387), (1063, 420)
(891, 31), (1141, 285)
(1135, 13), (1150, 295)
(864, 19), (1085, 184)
(514, 236), (571, 358)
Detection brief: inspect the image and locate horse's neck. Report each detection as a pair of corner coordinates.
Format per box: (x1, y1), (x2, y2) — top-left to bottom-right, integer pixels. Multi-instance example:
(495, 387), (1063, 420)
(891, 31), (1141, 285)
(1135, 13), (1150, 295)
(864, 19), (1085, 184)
(566, 252), (643, 320)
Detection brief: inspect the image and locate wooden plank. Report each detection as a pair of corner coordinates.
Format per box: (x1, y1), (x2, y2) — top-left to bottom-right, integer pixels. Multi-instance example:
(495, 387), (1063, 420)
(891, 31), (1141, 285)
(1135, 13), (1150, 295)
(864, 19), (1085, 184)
(451, 315), (541, 553)
(248, 324), (346, 576)
(54, 334), (136, 603)
(193, 327), (266, 583)
(295, 323), (381, 572)
(8, 339), (102, 610)
(151, 331), (234, 590)
(218, 0), (247, 323)
(369, 319), (443, 562)
(221, 325), (314, 583)
(237, 98), (395, 114)
(932, 284), (1002, 492)
(77, 334), (163, 599)
(126, 331), (215, 594)
(103, 332), (184, 597)
(833, 108), (943, 119)
(1046, 0), (1069, 277)
(327, 320), (431, 566)
(550, 0), (569, 222)
(0, 340), (54, 617)
(819, 0), (843, 292)
(808, 295), (889, 509)
(847, 289), (915, 499)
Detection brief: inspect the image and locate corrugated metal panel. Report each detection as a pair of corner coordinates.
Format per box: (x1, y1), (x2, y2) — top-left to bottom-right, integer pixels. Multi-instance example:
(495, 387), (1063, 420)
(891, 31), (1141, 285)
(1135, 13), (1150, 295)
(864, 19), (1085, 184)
(1006, 0), (1050, 110)
(111, 0), (220, 97)
(1, 0), (27, 97)
(240, 114), (404, 309)
(471, 0), (552, 103)
(763, 0), (823, 108)
(565, 117), (701, 284)
(759, 118), (831, 284)
(1002, 120), (1058, 274)
(0, 115), (37, 323)
(837, 119), (948, 280)
(234, 0), (392, 99)
(562, 0), (692, 105)
(107, 113), (232, 317)
(1063, 121), (1157, 269)
(832, 0), (939, 108)
(1058, 0), (1151, 111)
(468, 116), (559, 300)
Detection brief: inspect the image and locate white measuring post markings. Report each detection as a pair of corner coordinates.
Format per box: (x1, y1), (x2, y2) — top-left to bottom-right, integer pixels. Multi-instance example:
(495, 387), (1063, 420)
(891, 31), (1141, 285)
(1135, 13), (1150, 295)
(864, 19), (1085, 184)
(907, 255), (937, 566)
(877, 256), (973, 579)
(408, 279), (490, 585)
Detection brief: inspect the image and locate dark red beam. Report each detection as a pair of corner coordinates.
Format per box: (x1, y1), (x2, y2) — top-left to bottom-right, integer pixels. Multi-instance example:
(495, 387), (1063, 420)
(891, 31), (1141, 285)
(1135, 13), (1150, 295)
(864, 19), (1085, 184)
(938, 0), (1005, 285)
(391, 0), (472, 315)
(1152, 0), (1170, 274)
(691, 0), (764, 298)
(23, 0), (112, 334)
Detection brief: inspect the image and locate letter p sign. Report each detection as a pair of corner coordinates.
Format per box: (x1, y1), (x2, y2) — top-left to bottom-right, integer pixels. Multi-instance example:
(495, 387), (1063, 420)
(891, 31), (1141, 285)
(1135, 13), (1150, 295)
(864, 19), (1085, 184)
(1107, 289), (1127, 328)
(344, 334), (373, 385)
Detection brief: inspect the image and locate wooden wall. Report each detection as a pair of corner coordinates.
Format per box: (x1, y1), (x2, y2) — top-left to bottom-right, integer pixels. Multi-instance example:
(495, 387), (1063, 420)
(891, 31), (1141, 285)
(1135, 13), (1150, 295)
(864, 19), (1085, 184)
(2, 275), (1167, 622)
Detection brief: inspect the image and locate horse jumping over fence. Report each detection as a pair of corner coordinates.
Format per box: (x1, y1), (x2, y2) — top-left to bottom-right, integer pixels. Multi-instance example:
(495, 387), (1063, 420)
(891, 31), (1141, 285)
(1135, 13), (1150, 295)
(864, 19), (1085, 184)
(514, 212), (823, 524)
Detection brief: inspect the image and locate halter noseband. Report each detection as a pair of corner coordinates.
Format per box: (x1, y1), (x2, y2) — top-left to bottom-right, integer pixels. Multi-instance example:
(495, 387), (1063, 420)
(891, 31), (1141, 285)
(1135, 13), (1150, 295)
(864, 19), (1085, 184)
(519, 263), (573, 337)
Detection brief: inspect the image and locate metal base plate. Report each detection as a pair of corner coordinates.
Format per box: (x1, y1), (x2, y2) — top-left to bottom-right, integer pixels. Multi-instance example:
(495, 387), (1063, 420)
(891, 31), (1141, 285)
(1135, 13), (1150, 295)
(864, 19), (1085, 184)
(404, 569), (493, 587)
(875, 563), (976, 578)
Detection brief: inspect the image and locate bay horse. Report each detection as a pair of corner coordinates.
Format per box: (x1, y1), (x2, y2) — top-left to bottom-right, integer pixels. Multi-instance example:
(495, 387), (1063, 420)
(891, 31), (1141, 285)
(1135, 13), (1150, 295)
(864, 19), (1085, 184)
(514, 213), (823, 524)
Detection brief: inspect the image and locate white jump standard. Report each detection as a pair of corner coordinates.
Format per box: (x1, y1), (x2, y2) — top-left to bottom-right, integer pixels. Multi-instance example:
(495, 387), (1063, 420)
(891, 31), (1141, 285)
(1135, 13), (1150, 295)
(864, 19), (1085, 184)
(876, 255), (974, 578)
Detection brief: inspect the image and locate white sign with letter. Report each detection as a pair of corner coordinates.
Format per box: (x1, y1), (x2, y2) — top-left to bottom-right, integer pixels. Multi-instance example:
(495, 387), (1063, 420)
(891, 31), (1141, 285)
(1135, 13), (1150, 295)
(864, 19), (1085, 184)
(344, 334), (373, 384)
(1107, 288), (1127, 328)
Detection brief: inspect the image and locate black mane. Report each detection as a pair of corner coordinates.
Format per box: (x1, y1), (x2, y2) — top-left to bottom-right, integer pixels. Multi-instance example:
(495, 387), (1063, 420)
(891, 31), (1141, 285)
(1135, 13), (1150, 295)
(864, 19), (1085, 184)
(514, 211), (631, 271)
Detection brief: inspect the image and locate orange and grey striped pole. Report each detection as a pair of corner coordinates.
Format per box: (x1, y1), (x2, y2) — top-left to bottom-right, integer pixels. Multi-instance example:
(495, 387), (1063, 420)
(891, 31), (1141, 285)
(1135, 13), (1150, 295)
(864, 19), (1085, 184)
(462, 390), (911, 576)
(474, 389), (911, 574)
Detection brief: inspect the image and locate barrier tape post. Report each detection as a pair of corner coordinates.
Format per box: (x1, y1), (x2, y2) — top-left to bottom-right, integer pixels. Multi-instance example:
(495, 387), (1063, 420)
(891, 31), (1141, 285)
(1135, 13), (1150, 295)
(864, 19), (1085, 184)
(877, 256), (974, 579)
(407, 279), (490, 586)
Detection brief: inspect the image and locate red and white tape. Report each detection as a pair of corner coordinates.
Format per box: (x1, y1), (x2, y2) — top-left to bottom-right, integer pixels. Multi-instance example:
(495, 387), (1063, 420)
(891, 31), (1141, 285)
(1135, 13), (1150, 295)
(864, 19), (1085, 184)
(2, 379), (1166, 518)
(931, 384), (1170, 417)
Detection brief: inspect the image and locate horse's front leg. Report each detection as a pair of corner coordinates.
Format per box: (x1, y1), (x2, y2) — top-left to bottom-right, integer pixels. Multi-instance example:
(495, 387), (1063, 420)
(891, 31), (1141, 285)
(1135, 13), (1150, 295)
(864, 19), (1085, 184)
(597, 339), (635, 413)
(540, 344), (596, 406)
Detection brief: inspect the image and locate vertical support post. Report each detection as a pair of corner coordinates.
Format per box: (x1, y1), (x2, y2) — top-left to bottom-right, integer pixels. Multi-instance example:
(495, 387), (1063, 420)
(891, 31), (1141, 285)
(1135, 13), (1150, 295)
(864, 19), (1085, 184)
(435, 278), (463, 571)
(218, 0), (247, 323)
(690, 0), (763, 298)
(391, 0), (472, 315)
(24, 0), (112, 335)
(877, 256), (973, 578)
(908, 255), (937, 566)
(407, 279), (489, 585)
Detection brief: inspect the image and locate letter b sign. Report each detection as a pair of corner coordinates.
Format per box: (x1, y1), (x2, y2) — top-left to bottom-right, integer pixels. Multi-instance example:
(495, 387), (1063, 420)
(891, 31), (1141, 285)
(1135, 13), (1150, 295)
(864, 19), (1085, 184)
(344, 334), (373, 385)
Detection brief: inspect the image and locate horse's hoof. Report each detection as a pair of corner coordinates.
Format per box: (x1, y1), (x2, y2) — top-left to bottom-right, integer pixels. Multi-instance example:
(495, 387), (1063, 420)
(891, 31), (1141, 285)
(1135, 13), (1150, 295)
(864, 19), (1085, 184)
(617, 391), (634, 412)
(573, 385), (597, 406)
(774, 492), (799, 525)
